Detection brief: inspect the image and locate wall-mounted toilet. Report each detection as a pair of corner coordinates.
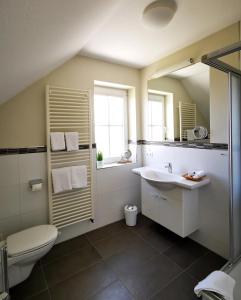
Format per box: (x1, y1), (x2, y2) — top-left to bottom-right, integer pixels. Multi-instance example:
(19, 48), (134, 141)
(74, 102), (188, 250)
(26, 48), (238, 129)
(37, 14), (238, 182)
(0, 224), (58, 289)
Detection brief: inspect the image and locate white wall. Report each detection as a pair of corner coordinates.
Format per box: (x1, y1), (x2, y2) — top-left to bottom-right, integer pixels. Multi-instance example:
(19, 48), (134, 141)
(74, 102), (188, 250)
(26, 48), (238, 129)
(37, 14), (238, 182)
(143, 145), (229, 258)
(0, 147), (142, 242)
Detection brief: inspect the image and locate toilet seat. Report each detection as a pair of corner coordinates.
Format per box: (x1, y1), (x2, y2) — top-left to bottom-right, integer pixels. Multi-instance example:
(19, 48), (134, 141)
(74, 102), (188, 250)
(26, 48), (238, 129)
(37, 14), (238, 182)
(7, 225), (58, 258)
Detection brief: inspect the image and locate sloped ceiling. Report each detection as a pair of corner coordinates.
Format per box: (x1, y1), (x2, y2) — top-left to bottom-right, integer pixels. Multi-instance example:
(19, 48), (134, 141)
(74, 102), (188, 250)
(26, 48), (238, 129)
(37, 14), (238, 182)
(1, 0), (241, 105)
(181, 70), (210, 122)
(170, 63), (210, 122)
(0, 0), (121, 104)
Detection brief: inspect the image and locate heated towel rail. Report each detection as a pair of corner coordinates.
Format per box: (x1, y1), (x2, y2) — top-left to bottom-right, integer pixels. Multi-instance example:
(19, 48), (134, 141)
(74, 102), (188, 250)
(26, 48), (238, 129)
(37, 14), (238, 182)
(46, 85), (94, 229)
(179, 101), (196, 141)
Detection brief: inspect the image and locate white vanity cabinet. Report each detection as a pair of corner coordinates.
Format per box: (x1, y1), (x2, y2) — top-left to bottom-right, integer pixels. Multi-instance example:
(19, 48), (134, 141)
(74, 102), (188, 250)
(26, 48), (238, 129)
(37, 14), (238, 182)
(141, 178), (199, 237)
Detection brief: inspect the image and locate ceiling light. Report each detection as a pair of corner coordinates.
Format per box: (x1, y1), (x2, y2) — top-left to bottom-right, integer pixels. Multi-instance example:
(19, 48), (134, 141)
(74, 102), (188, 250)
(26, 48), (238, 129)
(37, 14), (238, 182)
(142, 0), (177, 29)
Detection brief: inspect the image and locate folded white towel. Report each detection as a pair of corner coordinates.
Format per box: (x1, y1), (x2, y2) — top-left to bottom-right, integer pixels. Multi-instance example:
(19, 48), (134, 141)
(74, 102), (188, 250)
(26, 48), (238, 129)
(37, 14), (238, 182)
(52, 167), (72, 194)
(71, 165), (87, 188)
(65, 132), (79, 151)
(188, 171), (195, 176)
(194, 271), (235, 300)
(50, 132), (65, 151)
(194, 170), (206, 177)
(187, 170), (206, 177)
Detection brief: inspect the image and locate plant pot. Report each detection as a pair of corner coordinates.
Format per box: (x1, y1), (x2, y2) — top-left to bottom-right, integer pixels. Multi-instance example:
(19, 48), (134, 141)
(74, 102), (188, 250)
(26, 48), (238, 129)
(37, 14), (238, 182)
(97, 161), (103, 168)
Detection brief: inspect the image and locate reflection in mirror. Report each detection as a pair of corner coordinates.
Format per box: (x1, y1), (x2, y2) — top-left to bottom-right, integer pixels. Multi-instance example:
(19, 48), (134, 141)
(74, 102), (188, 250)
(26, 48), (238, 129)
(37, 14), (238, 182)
(147, 62), (210, 142)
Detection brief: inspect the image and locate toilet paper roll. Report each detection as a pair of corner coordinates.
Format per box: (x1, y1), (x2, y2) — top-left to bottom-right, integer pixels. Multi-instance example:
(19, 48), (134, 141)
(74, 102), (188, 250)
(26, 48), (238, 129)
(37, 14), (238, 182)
(31, 183), (42, 192)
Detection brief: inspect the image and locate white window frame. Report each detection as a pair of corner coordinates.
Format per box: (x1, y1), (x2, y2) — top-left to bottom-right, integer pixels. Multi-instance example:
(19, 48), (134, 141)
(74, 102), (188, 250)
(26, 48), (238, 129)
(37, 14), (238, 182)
(148, 93), (166, 141)
(94, 86), (128, 163)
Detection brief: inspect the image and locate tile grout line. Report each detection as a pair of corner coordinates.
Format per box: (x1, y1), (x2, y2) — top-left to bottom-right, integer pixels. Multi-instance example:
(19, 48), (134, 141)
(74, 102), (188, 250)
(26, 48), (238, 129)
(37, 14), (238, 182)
(40, 264), (53, 300)
(41, 237), (93, 267)
(83, 232), (137, 299)
(128, 226), (178, 254)
(149, 267), (195, 300)
(20, 265), (50, 300)
(150, 248), (215, 298)
(86, 229), (140, 299)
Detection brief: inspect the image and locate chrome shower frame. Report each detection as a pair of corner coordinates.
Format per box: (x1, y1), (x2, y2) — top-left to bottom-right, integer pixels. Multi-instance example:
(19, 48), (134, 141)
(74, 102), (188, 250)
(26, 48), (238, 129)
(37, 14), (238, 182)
(201, 41), (241, 300)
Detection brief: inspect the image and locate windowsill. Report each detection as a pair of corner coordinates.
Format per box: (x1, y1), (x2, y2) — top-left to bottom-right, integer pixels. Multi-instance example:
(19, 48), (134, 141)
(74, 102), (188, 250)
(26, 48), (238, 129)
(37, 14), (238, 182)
(96, 161), (135, 170)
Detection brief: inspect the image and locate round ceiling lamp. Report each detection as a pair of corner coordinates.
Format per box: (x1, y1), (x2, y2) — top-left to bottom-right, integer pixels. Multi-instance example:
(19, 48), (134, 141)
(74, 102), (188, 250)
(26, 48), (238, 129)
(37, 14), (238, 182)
(142, 0), (177, 29)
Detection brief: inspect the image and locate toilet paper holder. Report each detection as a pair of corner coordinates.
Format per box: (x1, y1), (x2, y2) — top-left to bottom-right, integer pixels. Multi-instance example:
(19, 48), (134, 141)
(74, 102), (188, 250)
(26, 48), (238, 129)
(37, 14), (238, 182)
(29, 179), (43, 191)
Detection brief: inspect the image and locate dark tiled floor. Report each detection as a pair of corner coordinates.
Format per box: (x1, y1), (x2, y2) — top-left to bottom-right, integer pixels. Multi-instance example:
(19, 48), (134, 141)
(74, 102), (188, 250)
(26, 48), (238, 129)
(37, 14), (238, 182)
(10, 214), (226, 300)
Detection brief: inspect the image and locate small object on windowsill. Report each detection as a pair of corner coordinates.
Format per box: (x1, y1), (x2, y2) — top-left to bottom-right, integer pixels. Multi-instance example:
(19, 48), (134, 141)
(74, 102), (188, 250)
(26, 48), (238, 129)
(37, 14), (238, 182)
(182, 173), (206, 182)
(118, 159), (132, 164)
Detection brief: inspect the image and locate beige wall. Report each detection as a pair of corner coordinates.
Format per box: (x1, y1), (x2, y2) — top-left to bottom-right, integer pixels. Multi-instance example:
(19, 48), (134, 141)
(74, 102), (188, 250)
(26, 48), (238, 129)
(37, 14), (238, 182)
(0, 56), (141, 148)
(148, 76), (208, 139)
(141, 22), (240, 143)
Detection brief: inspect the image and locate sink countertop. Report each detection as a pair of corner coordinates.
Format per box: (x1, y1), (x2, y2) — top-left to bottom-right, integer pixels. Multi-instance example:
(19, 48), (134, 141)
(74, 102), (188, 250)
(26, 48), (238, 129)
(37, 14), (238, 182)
(132, 167), (210, 190)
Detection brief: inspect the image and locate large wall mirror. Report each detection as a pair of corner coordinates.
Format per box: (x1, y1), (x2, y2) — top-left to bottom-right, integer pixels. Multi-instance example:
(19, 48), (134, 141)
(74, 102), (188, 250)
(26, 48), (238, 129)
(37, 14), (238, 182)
(147, 62), (210, 142)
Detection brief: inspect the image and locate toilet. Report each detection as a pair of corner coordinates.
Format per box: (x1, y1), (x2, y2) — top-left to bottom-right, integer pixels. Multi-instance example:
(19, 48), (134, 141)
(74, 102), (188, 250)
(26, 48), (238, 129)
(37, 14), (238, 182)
(0, 225), (58, 289)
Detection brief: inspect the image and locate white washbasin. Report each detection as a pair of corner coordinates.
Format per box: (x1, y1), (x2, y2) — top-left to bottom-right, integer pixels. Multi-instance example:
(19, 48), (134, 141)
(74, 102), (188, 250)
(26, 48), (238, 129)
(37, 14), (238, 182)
(141, 169), (181, 183)
(132, 167), (210, 190)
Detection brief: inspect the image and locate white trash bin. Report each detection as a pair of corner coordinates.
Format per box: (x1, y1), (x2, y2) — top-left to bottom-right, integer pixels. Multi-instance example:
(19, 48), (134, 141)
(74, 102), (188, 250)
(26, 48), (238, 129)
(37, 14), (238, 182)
(124, 205), (138, 226)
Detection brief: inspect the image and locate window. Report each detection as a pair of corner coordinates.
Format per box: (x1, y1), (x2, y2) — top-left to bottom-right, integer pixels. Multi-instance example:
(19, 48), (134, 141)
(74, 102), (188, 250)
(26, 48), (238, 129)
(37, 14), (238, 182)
(94, 86), (128, 163)
(148, 93), (165, 141)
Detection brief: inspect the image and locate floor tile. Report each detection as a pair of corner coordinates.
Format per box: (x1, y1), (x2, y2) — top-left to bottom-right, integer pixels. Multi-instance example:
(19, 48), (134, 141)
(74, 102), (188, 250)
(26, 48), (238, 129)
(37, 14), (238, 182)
(163, 238), (208, 269)
(187, 251), (227, 281)
(89, 280), (134, 300)
(10, 265), (47, 300)
(151, 272), (198, 300)
(29, 291), (51, 300)
(105, 237), (159, 275)
(50, 262), (117, 300)
(43, 246), (101, 287)
(41, 234), (91, 265)
(135, 222), (182, 253)
(130, 214), (155, 231)
(118, 254), (182, 299)
(86, 220), (126, 244)
(93, 230), (139, 259)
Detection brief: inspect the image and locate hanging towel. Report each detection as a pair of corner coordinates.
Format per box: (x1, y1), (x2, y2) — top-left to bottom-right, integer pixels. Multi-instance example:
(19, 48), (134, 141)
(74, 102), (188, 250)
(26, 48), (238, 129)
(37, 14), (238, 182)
(52, 167), (72, 194)
(71, 165), (87, 188)
(50, 132), (65, 151)
(194, 271), (235, 300)
(65, 132), (79, 151)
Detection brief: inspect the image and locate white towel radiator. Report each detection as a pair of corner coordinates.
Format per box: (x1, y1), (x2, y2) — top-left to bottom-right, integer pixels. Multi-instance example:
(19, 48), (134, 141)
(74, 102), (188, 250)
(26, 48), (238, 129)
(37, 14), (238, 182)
(178, 101), (196, 141)
(46, 85), (94, 229)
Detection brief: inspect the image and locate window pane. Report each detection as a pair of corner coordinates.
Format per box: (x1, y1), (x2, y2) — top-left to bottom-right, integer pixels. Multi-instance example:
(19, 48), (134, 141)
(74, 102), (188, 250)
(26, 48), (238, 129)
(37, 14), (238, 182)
(109, 126), (124, 157)
(94, 95), (109, 125)
(151, 101), (163, 125)
(147, 126), (153, 141)
(152, 126), (163, 141)
(109, 96), (124, 125)
(95, 126), (109, 158)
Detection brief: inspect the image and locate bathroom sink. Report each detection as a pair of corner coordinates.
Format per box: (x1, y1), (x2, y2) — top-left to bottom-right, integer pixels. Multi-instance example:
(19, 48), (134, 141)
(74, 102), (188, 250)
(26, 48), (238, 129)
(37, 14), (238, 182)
(141, 169), (181, 183)
(132, 167), (210, 190)
(141, 169), (182, 189)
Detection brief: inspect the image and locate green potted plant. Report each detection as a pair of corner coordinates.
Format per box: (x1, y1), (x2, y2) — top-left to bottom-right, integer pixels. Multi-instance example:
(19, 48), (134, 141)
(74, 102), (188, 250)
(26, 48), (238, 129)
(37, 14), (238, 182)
(96, 151), (103, 168)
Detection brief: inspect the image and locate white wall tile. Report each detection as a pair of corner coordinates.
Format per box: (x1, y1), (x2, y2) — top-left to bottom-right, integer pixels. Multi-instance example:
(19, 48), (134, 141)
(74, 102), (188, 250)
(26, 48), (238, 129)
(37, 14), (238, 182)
(21, 208), (48, 230)
(19, 182), (48, 214)
(0, 155), (19, 186)
(0, 215), (21, 239)
(19, 153), (47, 183)
(0, 184), (20, 219)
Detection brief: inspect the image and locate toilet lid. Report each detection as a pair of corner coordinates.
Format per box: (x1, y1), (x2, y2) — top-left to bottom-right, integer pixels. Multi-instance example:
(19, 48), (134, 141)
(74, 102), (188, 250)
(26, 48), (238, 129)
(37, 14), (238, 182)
(7, 225), (58, 257)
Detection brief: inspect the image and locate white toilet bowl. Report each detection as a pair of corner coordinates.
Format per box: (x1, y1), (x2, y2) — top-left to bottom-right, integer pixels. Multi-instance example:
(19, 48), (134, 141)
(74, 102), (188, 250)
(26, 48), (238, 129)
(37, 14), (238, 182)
(0, 224), (58, 289)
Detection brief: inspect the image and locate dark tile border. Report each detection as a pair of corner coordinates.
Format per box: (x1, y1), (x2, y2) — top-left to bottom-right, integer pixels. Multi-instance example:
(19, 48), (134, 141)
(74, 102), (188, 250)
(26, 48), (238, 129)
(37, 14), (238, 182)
(0, 140), (227, 156)
(0, 144), (97, 156)
(0, 146), (47, 156)
(134, 140), (228, 150)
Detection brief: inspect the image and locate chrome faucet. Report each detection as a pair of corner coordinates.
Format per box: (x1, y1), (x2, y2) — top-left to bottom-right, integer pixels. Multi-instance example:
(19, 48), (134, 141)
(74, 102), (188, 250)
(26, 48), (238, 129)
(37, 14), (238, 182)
(164, 162), (172, 173)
